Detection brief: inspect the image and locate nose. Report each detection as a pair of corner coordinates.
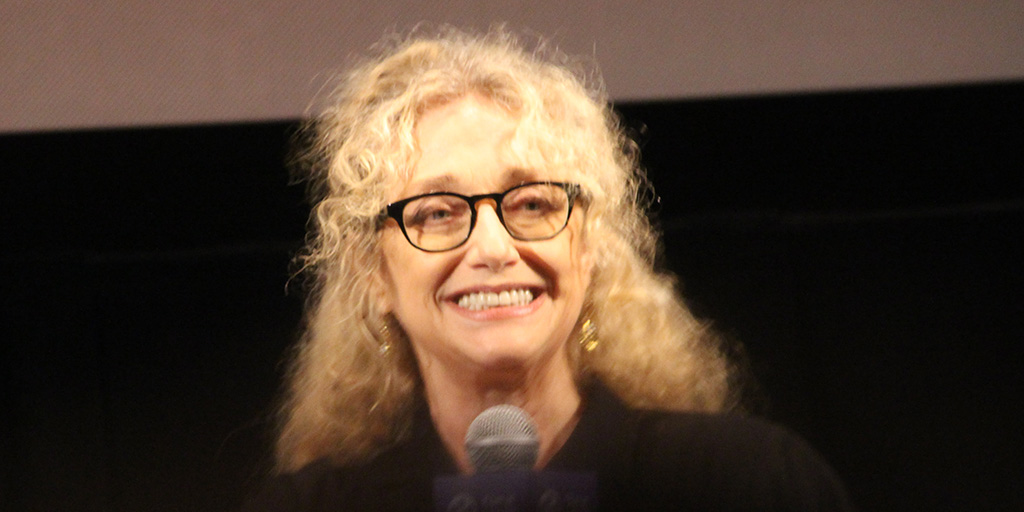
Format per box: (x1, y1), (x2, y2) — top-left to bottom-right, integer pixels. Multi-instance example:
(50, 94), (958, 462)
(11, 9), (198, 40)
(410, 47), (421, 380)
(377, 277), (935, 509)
(465, 202), (518, 271)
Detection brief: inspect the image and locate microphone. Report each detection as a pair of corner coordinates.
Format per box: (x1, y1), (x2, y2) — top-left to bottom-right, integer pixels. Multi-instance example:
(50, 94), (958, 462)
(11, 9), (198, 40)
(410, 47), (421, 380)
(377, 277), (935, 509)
(433, 405), (597, 512)
(466, 404), (540, 472)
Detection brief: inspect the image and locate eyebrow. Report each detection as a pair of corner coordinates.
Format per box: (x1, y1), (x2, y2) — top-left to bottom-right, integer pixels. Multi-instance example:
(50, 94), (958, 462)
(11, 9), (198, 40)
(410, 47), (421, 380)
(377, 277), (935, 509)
(406, 175), (460, 195)
(405, 168), (541, 195)
(504, 168), (539, 186)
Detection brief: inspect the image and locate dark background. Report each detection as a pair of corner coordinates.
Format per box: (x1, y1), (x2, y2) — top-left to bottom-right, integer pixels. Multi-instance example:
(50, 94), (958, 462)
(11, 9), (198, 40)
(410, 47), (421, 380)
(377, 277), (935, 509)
(2, 82), (1022, 511)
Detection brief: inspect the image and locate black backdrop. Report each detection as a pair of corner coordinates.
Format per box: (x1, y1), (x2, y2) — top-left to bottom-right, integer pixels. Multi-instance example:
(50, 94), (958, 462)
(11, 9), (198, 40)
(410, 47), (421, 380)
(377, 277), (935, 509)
(2, 82), (1022, 511)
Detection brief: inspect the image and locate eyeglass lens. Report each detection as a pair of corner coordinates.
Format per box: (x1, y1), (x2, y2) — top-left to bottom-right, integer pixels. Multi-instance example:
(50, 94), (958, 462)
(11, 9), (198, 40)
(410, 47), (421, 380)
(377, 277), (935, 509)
(401, 183), (571, 251)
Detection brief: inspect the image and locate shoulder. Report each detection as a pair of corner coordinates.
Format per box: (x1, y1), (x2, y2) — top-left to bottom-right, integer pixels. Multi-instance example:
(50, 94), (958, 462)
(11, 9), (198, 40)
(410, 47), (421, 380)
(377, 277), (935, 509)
(238, 459), (329, 512)
(629, 410), (855, 511)
(240, 403), (451, 512)
(239, 459), (362, 512)
(636, 409), (817, 467)
(239, 449), (439, 512)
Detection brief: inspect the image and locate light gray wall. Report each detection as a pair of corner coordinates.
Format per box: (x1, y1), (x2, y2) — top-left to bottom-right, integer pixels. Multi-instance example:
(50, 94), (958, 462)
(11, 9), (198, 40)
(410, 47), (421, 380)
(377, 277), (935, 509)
(3, 1), (1022, 133)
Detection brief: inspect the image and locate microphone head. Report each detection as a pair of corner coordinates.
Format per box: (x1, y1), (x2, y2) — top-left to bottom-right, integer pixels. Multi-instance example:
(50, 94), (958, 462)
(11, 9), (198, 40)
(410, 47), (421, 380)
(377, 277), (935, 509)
(465, 404), (539, 473)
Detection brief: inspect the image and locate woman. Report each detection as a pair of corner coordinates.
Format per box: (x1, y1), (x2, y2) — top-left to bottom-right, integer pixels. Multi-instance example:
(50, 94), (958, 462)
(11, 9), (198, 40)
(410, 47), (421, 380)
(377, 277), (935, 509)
(246, 28), (852, 511)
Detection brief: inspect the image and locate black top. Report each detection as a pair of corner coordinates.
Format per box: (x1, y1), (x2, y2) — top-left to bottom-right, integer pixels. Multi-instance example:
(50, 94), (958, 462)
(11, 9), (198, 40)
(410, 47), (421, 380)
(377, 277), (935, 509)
(242, 384), (854, 511)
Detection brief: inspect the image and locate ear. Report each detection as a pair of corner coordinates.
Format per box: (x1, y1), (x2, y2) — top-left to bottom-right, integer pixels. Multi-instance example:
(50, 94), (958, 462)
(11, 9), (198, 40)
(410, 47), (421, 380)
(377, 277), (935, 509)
(577, 238), (597, 292)
(581, 244), (595, 278)
(574, 208), (597, 282)
(373, 268), (393, 315)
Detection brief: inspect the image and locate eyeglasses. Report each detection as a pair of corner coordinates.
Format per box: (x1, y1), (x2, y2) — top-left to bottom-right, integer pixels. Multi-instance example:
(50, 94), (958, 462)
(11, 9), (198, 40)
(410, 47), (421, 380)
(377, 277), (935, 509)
(382, 181), (582, 252)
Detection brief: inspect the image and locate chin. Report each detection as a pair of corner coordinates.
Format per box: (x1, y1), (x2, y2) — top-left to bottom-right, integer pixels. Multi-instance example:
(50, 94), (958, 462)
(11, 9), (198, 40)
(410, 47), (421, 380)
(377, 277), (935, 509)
(468, 358), (537, 388)
(466, 339), (562, 376)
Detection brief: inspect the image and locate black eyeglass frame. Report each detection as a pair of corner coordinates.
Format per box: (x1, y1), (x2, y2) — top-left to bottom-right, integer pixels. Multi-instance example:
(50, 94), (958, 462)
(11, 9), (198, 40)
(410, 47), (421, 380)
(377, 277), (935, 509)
(381, 181), (583, 252)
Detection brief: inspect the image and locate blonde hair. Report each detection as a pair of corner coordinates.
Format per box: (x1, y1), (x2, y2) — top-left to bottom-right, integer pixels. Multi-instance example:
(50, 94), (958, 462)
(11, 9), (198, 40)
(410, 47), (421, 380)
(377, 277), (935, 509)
(276, 27), (736, 473)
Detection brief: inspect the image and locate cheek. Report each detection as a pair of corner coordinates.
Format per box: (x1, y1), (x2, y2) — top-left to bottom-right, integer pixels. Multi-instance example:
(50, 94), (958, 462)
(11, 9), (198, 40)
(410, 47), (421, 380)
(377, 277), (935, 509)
(538, 233), (592, 303)
(380, 231), (454, 310)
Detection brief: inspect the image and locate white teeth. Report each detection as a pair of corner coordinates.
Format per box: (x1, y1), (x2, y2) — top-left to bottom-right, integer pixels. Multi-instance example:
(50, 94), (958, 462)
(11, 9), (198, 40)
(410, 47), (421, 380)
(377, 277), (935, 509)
(457, 289), (535, 311)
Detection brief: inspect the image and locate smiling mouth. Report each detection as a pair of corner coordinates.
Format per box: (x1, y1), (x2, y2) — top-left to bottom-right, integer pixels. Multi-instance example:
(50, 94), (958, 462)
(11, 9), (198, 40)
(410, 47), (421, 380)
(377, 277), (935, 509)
(456, 288), (536, 311)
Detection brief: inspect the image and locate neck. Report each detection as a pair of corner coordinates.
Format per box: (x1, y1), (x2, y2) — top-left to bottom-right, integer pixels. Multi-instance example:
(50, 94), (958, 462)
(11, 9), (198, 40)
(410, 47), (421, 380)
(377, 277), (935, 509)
(419, 353), (582, 474)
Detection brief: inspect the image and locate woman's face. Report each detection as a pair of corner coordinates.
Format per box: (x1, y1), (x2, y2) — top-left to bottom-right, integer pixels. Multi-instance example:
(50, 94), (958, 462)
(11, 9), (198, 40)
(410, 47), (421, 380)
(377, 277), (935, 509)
(380, 94), (593, 384)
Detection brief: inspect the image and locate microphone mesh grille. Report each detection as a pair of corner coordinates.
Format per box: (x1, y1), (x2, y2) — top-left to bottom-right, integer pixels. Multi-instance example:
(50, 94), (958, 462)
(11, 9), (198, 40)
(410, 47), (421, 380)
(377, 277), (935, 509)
(465, 404), (539, 472)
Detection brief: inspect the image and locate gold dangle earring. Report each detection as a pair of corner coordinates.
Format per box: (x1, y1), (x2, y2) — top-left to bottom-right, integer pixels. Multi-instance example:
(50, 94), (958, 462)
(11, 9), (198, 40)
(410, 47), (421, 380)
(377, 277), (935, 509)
(579, 318), (599, 353)
(379, 318), (392, 356)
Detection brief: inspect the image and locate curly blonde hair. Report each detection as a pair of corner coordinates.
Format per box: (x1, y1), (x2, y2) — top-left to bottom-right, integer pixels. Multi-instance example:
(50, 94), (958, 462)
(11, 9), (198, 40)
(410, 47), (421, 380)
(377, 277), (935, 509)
(276, 27), (737, 473)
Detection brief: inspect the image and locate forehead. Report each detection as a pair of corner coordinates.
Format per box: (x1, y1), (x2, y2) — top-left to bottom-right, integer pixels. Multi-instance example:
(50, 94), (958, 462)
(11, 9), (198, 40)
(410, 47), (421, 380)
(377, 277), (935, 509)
(414, 95), (516, 164)
(402, 95), (534, 194)
(415, 94), (515, 148)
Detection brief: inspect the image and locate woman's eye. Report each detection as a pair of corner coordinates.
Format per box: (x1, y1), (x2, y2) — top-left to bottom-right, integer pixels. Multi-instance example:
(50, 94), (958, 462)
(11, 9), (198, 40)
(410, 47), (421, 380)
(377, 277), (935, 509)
(406, 198), (467, 229)
(410, 207), (452, 225)
(508, 196), (557, 214)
